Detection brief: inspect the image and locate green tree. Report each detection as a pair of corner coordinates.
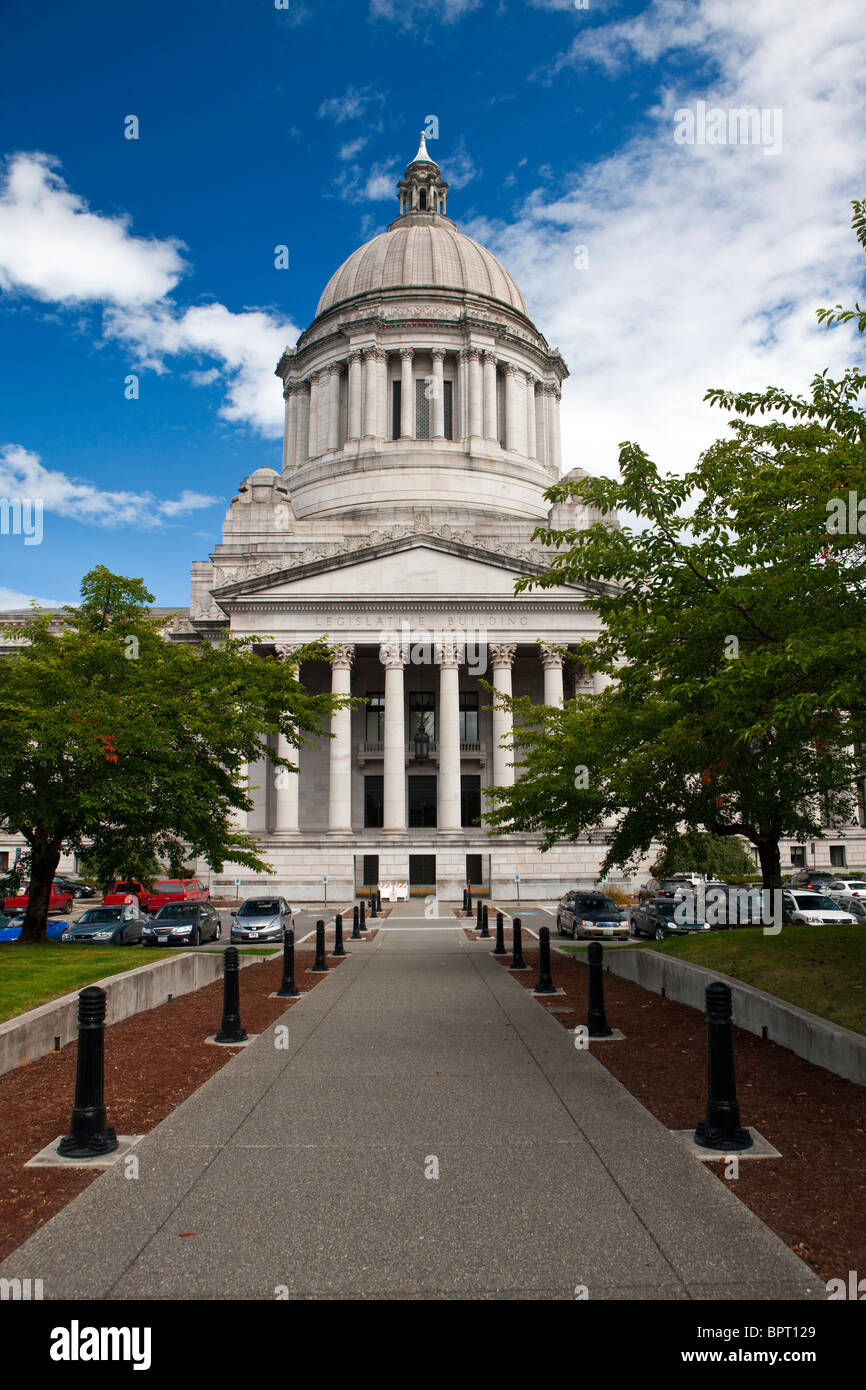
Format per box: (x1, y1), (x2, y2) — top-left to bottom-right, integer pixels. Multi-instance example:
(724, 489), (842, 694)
(487, 202), (866, 891)
(651, 832), (756, 881)
(0, 566), (345, 941)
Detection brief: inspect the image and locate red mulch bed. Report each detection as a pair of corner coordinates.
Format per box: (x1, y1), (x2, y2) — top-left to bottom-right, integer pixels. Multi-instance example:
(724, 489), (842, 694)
(496, 944), (866, 1280)
(0, 948), (346, 1262)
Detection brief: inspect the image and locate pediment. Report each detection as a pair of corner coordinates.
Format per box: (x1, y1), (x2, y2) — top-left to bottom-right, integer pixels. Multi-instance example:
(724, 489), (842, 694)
(211, 533), (601, 603)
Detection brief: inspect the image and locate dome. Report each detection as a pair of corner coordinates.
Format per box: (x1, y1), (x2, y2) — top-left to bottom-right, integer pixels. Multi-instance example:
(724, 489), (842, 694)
(316, 221), (529, 318)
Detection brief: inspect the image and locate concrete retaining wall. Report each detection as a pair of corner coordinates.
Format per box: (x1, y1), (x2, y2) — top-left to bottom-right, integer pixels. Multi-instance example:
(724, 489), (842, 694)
(589, 947), (866, 1088)
(0, 951), (265, 1078)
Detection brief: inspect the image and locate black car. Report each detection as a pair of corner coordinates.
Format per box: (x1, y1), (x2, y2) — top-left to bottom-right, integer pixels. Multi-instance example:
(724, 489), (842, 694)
(556, 890), (628, 940)
(789, 870), (838, 891)
(61, 905), (147, 944)
(143, 901), (222, 946)
(629, 897), (712, 940)
(54, 876), (97, 899)
(637, 876), (696, 902)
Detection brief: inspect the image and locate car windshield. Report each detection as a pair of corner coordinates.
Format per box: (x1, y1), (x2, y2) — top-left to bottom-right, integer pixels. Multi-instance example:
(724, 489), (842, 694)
(651, 902), (678, 918)
(794, 894), (839, 910)
(113, 882), (139, 892)
(155, 904), (198, 920)
(575, 897), (617, 913)
(240, 899), (281, 916)
(79, 908), (122, 923)
(152, 881), (183, 895)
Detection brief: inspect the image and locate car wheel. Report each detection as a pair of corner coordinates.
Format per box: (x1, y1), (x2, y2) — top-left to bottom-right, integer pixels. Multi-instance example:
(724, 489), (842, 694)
(556, 915), (565, 936)
(629, 918), (638, 937)
(654, 926), (666, 940)
(191, 928), (201, 947)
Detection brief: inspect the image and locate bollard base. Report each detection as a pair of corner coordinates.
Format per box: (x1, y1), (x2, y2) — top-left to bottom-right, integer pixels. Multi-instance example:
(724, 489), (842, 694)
(27, 1134), (143, 1169)
(57, 1126), (118, 1160)
(533, 986), (566, 997)
(672, 1127), (777, 1159)
(270, 989), (300, 999)
(693, 1121), (755, 1152)
(205, 1033), (258, 1047)
(586, 1027), (626, 1041)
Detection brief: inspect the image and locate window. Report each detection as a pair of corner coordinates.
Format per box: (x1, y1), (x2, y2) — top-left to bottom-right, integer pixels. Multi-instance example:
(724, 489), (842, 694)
(419, 189), (427, 211)
(409, 775), (437, 827)
(443, 380), (453, 439)
(415, 378), (430, 440)
(830, 844), (847, 868)
(790, 846), (806, 867)
(461, 775), (481, 827)
(362, 855), (379, 887)
(364, 776), (384, 828)
(466, 854), (483, 888)
(409, 854), (436, 888)
(391, 379), (401, 440)
(0, 852), (8, 872)
(459, 692), (479, 743)
(409, 691), (435, 743)
(366, 693), (385, 742)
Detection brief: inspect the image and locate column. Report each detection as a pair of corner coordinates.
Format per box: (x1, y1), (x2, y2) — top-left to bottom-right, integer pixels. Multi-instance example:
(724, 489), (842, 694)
(282, 383), (298, 476)
(381, 643), (407, 831)
(400, 348), (415, 438)
(549, 385), (562, 473)
(540, 643), (565, 708)
(490, 644), (517, 788)
(482, 351), (498, 442)
(328, 644), (354, 832)
(525, 377), (537, 460)
(327, 362), (341, 453)
(296, 380), (310, 469)
(363, 347), (384, 439)
(468, 348), (483, 438)
(437, 643), (462, 830)
(347, 351), (363, 441)
(457, 349), (469, 441)
(431, 348), (445, 439)
(307, 373), (320, 459)
(504, 365), (526, 455)
(378, 349), (388, 440)
(274, 644), (301, 832)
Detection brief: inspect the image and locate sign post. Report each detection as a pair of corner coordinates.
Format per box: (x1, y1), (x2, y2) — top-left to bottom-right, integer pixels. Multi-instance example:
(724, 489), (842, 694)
(322, 873), (328, 913)
(234, 876), (240, 904)
(515, 871), (520, 905)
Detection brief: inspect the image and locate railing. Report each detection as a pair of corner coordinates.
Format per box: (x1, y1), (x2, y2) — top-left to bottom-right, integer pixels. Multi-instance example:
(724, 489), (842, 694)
(359, 740), (484, 758)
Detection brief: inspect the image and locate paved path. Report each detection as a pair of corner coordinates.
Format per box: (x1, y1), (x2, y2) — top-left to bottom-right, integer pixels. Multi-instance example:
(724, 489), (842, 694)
(1, 904), (823, 1300)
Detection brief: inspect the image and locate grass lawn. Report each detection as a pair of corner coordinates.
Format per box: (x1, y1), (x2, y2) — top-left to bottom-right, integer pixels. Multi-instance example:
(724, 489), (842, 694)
(0, 943), (184, 1023)
(561, 926), (866, 1035)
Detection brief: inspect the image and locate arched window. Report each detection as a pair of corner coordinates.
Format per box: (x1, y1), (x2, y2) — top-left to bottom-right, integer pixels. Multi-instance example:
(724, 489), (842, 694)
(419, 188), (427, 211)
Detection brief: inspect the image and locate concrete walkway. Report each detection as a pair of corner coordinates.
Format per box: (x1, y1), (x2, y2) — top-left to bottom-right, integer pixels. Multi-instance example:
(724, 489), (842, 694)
(1, 904), (824, 1300)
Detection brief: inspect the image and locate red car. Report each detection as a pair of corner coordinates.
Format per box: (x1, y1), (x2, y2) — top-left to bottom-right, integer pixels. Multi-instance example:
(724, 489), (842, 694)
(146, 878), (210, 911)
(103, 880), (161, 912)
(3, 881), (74, 915)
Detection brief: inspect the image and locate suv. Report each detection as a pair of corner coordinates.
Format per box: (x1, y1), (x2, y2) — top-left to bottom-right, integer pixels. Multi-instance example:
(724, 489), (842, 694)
(103, 879), (161, 912)
(556, 890), (628, 941)
(789, 870), (837, 891)
(146, 878), (210, 911)
(638, 877), (695, 902)
(782, 890), (857, 925)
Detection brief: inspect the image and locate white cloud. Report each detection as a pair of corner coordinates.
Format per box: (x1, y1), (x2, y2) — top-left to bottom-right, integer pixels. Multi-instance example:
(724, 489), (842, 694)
(339, 136), (370, 161)
(0, 153), (185, 305)
(0, 444), (220, 528)
(0, 586), (69, 611)
(369, 0), (481, 23)
(318, 85), (382, 124)
(466, 0), (866, 479)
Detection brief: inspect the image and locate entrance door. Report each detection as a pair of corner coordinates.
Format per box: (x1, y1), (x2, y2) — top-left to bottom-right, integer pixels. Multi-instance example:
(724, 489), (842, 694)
(409, 855), (436, 895)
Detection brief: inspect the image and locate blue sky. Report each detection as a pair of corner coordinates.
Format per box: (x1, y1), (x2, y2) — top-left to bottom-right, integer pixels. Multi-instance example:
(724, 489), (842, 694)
(1, 0), (864, 608)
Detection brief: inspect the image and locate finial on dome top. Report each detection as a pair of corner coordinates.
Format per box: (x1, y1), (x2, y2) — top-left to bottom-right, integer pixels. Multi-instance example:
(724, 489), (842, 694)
(395, 132), (450, 221)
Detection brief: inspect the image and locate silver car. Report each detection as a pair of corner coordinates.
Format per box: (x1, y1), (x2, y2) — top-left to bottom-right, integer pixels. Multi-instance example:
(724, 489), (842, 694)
(231, 896), (293, 943)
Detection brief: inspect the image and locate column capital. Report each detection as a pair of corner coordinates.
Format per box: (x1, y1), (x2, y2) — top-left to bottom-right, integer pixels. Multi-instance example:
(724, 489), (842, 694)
(431, 346), (446, 362)
(330, 642), (355, 669)
(489, 642), (517, 669)
(505, 362), (523, 377)
(379, 642), (406, 669)
(275, 641), (303, 662)
(539, 642), (565, 670)
(436, 641), (461, 668)
(363, 344), (386, 362)
(465, 346), (482, 363)
(399, 346), (415, 361)
(481, 348), (497, 364)
(347, 348), (363, 365)
(328, 360), (343, 377)
(284, 378), (304, 398)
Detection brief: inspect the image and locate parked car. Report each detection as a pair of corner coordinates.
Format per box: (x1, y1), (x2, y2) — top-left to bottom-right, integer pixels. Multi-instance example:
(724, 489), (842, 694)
(0, 913), (69, 942)
(103, 879), (161, 912)
(826, 878), (866, 901)
(3, 881), (74, 915)
(61, 904), (147, 944)
(827, 891), (866, 921)
(781, 891), (857, 926)
(231, 896), (293, 943)
(629, 897), (712, 940)
(53, 876), (97, 899)
(789, 870), (838, 891)
(637, 877), (695, 902)
(556, 890), (628, 940)
(143, 901), (222, 946)
(145, 878), (210, 911)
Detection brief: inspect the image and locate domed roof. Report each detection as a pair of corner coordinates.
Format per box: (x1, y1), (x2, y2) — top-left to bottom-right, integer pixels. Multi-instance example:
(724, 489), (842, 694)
(316, 220), (529, 318)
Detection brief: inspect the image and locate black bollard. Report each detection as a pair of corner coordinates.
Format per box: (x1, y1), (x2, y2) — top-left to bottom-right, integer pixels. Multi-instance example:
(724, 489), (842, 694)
(359, 899), (366, 932)
(480, 903), (491, 938)
(276, 928), (300, 998)
(586, 942), (613, 1037)
(351, 904), (361, 940)
(462, 888), (468, 914)
(312, 919), (329, 972)
(694, 982), (754, 1151)
(476, 899), (483, 933)
(465, 888), (473, 919)
(493, 911), (506, 955)
(535, 926), (556, 994)
(333, 912), (346, 957)
(376, 889), (382, 914)
(57, 987), (118, 1158)
(214, 947), (248, 1043)
(510, 916), (526, 969)
(370, 891), (377, 919)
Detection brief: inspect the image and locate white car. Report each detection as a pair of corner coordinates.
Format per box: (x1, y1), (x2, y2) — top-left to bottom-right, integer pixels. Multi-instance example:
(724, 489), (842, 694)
(828, 892), (866, 921)
(826, 878), (866, 900)
(782, 890), (857, 926)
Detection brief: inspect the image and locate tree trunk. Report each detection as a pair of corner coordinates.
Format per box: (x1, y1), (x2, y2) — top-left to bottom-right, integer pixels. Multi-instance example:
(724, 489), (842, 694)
(19, 840), (62, 943)
(755, 833), (783, 894)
